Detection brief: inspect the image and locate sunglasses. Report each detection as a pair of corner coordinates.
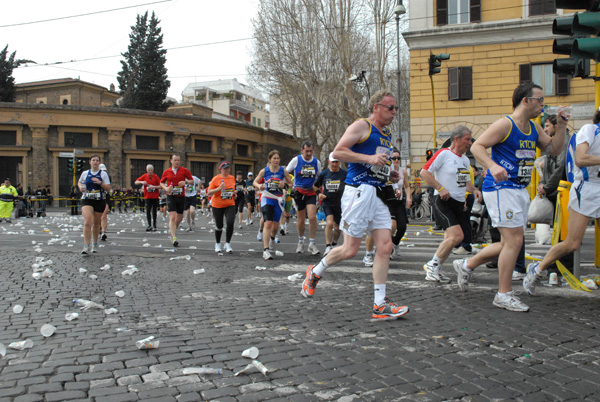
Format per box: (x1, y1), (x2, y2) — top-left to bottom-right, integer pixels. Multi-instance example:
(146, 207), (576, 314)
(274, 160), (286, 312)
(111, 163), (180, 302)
(377, 104), (399, 111)
(391, 157), (400, 160)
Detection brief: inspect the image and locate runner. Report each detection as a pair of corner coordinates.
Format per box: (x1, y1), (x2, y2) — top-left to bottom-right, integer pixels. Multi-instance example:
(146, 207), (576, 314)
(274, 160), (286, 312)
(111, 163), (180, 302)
(99, 164), (110, 240)
(184, 174), (202, 231)
(235, 171), (246, 229)
(135, 164), (161, 232)
(245, 172), (255, 224)
(254, 150), (292, 260)
(160, 154), (194, 247)
(207, 161), (237, 253)
(198, 183), (208, 215)
(78, 155), (111, 254)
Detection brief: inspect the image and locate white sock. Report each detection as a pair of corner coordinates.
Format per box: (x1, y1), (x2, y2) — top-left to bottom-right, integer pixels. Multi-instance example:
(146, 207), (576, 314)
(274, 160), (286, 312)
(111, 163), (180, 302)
(374, 284), (386, 306)
(312, 258), (329, 276)
(535, 266), (543, 276)
(309, 238), (315, 245)
(497, 292), (506, 297)
(432, 255), (442, 266)
(366, 250), (374, 256)
(463, 260), (472, 271)
(299, 236), (305, 243)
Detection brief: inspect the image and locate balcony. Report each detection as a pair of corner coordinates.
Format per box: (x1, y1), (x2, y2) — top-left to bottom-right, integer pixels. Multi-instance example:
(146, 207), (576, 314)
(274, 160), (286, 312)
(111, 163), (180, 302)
(229, 99), (255, 114)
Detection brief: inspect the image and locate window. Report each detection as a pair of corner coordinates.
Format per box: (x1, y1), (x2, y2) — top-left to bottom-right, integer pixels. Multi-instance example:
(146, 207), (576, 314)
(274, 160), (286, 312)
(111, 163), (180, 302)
(258, 118), (262, 127)
(529, 0), (556, 16)
(195, 139), (212, 153)
(448, 67), (473, 101)
(437, 0), (480, 26)
(136, 135), (160, 150)
(190, 161), (214, 184)
(0, 130), (17, 146)
(519, 63), (570, 96)
(64, 132), (92, 148)
(237, 144), (249, 157)
(252, 116), (256, 125)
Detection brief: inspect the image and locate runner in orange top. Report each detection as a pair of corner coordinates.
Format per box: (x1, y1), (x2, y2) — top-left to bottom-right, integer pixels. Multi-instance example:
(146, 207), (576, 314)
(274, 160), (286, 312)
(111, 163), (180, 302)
(207, 161), (237, 253)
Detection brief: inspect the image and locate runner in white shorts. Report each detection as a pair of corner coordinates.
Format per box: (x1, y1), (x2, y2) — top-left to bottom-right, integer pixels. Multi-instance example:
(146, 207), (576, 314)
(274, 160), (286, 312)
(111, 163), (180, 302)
(452, 83), (567, 312)
(523, 114), (600, 295)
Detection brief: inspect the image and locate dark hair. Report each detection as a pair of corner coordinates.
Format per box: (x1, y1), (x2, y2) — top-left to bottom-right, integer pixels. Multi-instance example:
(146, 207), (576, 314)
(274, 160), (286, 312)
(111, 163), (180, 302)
(546, 115), (557, 126)
(268, 149), (280, 160)
(236, 171), (242, 176)
(301, 140), (313, 149)
(89, 154), (100, 161)
(594, 109), (600, 124)
(512, 83), (542, 110)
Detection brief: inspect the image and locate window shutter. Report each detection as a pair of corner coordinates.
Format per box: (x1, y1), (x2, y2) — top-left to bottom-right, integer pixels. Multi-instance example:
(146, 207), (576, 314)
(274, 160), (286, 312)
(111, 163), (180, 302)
(529, 0), (542, 16)
(519, 64), (532, 84)
(437, 0), (448, 26)
(542, 0), (556, 15)
(460, 67), (473, 100)
(470, 0), (481, 23)
(449, 67), (460, 101)
(556, 74), (570, 96)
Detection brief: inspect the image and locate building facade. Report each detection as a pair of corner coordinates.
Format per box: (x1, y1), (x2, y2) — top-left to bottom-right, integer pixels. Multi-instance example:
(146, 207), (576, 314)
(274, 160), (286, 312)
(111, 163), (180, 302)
(403, 0), (595, 174)
(181, 79), (270, 130)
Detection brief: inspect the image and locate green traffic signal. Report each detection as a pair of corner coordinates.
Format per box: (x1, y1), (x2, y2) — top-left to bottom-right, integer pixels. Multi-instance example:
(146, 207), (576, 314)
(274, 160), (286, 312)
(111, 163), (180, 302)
(428, 53), (450, 76)
(67, 159), (74, 173)
(553, 57), (590, 78)
(76, 159), (84, 173)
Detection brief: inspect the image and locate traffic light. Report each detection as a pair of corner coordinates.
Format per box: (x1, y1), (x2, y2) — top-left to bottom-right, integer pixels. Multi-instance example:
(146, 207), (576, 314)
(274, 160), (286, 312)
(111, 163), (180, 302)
(428, 53), (450, 76)
(67, 158), (74, 173)
(426, 149), (434, 161)
(76, 159), (84, 173)
(552, 0), (600, 78)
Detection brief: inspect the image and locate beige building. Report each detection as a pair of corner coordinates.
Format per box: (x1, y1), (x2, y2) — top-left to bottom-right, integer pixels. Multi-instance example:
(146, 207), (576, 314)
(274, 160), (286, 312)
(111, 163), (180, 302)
(1, 79), (297, 198)
(182, 79), (270, 130)
(403, 0), (595, 174)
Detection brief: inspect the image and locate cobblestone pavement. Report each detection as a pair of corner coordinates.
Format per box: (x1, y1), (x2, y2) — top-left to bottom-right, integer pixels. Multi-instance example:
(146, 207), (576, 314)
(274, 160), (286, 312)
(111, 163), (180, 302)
(0, 211), (599, 401)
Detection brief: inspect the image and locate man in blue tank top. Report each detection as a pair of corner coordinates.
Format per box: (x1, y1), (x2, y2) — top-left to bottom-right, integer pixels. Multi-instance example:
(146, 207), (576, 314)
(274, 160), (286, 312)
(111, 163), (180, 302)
(300, 89), (409, 319)
(453, 83), (567, 312)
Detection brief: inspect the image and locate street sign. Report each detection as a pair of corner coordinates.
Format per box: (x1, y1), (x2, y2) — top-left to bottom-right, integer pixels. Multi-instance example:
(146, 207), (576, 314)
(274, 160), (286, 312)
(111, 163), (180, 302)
(59, 152), (74, 158)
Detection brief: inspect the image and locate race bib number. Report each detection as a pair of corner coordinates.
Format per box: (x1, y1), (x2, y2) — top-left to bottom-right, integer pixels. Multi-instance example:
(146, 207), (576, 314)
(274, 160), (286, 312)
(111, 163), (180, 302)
(325, 179), (340, 192)
(246, 186), (255, 192)
(221, 189), (234, 199)
(456, 168), (470, 188)
(171, 186), (183, 195)
(84, 191), (102, 200)
(516, 160), (534, 185)
(236, 184), (245, 191)
(300, 165), (316, 178)
(267, 179), (281, 192)
(370, 164), (390, 182)
(147, 186), (156, 192)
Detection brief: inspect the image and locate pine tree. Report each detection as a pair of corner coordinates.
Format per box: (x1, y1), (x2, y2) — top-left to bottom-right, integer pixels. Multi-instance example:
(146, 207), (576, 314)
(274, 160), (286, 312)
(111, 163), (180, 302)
(0, 45), (34, 102)
(117, 12), (170, 111)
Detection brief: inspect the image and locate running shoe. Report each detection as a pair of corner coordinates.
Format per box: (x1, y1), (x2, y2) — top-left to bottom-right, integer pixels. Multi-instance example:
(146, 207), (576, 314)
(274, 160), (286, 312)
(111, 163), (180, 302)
(425, 262), (451, 283)
(452, 246), (472, 255)
(215, 243), (222, 253)
(146, 226), (153, 232)
(372, 297), (409, 319)
(453, 259), (471, 292)
(307, 243), (320, 255)
(275, 235), (281, 244)
(257, 231), (263, 241)
(296, 241), (305, 253)
(523, 262), (546, 295)
(81, 245), (89, 255)
(172, 237), (179, 247)
(391, 244), (402, 259)
(91, 243), (99, 253)
(6, 219), (11, 223)
(363, 253), (374, 267)
(301, 265), (321, 298)
(238, 224), (243, 229)
(511, 270), (526, 282)
(152, 226), (157, 232)
(324, 245), (332, 256)
(263, 249), (273, 260)
(280, 227), (286, 236)
(493, 292), (530, 312)
(224, 243), (233, 253)
(101, 232), (107, 241)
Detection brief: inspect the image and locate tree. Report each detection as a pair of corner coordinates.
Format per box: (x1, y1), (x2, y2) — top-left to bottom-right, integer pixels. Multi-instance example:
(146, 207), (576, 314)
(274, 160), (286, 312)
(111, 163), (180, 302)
(117, 11), (170, 111)
(0, 45), (35, 102)
(248, 0), (406, 160)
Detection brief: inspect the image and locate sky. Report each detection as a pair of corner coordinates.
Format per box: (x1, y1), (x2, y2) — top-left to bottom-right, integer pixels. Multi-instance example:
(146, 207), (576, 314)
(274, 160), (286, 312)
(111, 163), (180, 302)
(3, 0), (259, 101)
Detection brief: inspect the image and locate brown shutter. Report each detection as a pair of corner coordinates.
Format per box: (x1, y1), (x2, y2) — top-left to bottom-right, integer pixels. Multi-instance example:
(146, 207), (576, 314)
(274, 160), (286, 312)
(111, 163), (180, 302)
(460, 67), (473, 100)
(529, 0), (542, 16)
(449, 67), (459, 100)
(556, 74), (570, 96)
(470, 0), (481, 23)
(519, 64), (532, 84)
(437, 0), (448, 26)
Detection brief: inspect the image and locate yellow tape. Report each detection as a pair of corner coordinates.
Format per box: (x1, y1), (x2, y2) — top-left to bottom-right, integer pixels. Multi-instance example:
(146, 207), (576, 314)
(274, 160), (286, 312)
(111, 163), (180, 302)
(556, 261), (591, 292)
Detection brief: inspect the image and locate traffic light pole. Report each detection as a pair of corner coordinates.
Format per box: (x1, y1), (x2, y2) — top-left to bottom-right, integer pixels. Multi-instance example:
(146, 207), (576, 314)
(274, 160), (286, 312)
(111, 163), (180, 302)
(596, 63), (600, 269)
(429, 75), (437, 149)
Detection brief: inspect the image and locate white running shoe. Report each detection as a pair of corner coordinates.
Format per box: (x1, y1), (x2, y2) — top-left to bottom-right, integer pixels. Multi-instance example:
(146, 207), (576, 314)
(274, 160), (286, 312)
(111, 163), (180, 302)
(523, 262), (546, 295)
(453, 259), (471, 292)
(275, 235), (281, 244)
(424, 262), (451, 283)
(452, 246), (472, 255)
(363, 253), (374, 267)
(81, 245), (90, 255)
(307, 243), (320, 255)
(263, 249), (273, 260)
(215, 243), (222, 253)
(224, 243), (233, 253)
(511, 270), (526, 282)
(257, 231), (263, 241)
(391, 244), (402, 259)
(91, 243), (99, 253)
(238, 224), (243, 229)
(324, 245), (332, 256)
(493, 292), (530, 312)
(296, 242), (305, 253)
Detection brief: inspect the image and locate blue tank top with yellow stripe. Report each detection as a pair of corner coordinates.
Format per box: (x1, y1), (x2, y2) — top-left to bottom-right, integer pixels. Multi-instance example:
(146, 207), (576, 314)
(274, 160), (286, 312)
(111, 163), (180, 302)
(345, 119), (393, 187)
(482, 116), (538, 191)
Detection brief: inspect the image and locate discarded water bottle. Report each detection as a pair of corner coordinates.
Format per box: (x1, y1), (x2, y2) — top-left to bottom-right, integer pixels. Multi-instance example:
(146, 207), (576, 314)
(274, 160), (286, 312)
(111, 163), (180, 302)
(65, 312), (79, 321)
(32, 272), (41, 280)
(9, 339), (33, 350)
(0, 343), (5, 357)
(170, 255), (191, 260)
(89, 274), (98, 280)
(73, 299), (104, 310)
(136, 336), (159, 350)
(115, 290), (125, 297)
(251, 360), (270, 376)
(234, 364), (254, 376)
(100, 264), (110, 270)
(287, 273), (303, 281)
(104, 307), (118, 315)
(181, 367), (223, 375)
(275, 250), (284, 256)
(255, 266), (267, 271)
(193, 269), (205, 274)
(79, 267), (87, 273)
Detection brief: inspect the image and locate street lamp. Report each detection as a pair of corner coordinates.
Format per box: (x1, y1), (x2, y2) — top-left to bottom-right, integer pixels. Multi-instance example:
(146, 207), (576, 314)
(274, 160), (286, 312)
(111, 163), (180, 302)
(349, 70), (370, 99)
(395, 0), (407, 164)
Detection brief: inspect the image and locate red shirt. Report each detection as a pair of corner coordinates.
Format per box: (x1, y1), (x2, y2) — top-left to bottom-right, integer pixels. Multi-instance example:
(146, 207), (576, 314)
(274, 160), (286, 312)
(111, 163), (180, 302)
(136, 173), (161, 199)
(161, 167), (193, 197)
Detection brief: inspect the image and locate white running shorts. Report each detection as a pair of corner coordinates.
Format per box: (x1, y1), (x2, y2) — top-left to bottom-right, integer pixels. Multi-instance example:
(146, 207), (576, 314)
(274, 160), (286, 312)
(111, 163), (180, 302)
(483, 187), (529, 229)
(340, 184), (392, 238)
(569, 180), (600, 219)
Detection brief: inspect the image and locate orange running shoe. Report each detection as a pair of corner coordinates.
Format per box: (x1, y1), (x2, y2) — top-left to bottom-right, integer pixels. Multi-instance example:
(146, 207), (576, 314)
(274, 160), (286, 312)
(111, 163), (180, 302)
(301, 265), (321, 298)
(372, 297), (409, 319)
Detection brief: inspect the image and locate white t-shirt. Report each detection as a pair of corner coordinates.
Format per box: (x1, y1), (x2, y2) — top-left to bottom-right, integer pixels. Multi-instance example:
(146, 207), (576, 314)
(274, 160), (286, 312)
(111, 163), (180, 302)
(422, 148), (471, 202)
(185, 176), (202, 197)
(573, 124), (600, 184)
